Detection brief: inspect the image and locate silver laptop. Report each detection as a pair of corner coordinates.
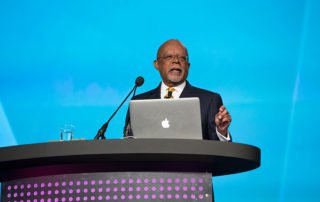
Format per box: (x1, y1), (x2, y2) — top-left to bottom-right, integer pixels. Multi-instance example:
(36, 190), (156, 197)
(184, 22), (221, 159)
(129, 97), (203, 139)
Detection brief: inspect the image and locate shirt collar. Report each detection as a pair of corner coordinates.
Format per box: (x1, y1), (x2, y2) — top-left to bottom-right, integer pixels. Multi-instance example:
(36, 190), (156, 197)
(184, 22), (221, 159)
(161, 81), (186, 99)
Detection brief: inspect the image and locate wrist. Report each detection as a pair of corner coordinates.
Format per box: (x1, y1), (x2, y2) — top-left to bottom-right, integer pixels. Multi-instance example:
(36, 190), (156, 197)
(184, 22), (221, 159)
(217, 128), (228, 137)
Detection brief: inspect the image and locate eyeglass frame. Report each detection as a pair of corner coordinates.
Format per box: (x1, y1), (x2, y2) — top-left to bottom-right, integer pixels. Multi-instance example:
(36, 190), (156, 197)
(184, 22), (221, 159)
(157, 54), (189, 63)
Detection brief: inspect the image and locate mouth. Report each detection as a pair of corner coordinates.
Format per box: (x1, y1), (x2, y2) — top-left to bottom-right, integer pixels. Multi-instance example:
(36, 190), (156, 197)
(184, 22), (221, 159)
(169, 68), (182, 74)
(167, 67), (185, 83)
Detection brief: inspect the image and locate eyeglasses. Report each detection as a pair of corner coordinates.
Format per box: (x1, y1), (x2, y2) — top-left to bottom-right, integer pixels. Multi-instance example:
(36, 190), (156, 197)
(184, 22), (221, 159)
(157, 55), (189, 63)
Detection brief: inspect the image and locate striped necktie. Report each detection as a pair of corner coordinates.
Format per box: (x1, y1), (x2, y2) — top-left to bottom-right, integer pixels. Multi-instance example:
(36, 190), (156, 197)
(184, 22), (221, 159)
(164, 87), (175, 99)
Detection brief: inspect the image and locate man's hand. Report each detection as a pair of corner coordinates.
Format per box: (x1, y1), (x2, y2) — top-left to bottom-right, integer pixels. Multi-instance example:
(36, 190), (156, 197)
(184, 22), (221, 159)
(215, 105), (232, 136)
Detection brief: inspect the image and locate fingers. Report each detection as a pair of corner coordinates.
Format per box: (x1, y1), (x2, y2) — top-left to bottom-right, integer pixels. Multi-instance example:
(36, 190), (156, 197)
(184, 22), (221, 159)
(221, 115), (232, 124)
(215, 105), (232, 130)
(219, 105), (226, 113)
(217, 105), (229, 120)
(216, 115), (231, 127)
(219, 105), (226, 111)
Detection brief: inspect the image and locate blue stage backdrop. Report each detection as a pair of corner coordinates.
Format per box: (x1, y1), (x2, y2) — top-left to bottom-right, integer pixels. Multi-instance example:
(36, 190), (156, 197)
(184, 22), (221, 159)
(0, 0), (319, 201)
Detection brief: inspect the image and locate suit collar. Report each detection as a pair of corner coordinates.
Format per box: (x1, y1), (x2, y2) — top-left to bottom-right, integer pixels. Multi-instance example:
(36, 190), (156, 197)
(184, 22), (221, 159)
(147, 83), (161, 99)
(180, 80), (196, 98)
(151, 80), (195, 99)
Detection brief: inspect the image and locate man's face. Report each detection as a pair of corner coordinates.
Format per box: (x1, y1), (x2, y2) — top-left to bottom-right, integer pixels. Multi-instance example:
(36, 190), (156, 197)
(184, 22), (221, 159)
(154, 41), (190, 87)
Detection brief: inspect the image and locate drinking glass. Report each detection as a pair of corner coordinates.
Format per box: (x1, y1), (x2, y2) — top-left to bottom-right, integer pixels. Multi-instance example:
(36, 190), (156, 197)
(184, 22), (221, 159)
(60, 124), (74, 141)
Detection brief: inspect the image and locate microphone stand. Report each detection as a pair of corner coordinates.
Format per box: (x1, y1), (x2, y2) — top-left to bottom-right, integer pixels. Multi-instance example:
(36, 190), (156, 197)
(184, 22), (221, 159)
(94, 85), (138, 140)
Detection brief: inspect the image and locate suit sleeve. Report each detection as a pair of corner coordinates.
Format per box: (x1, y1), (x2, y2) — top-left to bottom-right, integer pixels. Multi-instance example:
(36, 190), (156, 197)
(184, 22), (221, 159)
(207, 94), (223, 140)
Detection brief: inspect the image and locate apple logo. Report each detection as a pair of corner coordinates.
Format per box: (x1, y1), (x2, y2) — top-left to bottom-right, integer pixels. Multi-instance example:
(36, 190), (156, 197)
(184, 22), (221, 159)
(161, 118), (170, 128)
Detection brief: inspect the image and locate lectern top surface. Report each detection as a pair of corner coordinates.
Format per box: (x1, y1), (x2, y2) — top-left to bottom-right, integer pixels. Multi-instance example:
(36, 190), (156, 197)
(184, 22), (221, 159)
(0, 139), (261, 181)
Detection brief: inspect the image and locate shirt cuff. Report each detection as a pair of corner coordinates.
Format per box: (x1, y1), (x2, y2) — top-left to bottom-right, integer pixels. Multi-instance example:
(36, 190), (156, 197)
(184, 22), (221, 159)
(216, 127), (231, 142)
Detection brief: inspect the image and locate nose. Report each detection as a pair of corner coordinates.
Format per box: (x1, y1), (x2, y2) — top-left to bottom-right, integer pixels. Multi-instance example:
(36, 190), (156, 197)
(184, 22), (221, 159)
(172, 55), (180, 63)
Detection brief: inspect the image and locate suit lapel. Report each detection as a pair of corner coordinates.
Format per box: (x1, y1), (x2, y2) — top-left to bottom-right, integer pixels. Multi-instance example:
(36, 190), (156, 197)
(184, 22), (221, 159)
(180, 81), (195, 98)
(147, 83), (161, 99)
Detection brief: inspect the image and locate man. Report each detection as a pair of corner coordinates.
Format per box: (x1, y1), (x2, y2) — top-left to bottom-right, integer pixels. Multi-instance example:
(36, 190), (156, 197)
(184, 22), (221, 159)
(124, 39), (232, 141)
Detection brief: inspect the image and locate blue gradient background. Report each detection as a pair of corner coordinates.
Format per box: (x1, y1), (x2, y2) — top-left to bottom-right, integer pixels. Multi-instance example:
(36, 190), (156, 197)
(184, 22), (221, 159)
(1, 0), (319, 201)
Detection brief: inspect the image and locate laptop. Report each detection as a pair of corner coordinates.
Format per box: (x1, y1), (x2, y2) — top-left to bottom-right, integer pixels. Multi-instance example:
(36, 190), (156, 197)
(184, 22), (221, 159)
(129, 97), (203, 139)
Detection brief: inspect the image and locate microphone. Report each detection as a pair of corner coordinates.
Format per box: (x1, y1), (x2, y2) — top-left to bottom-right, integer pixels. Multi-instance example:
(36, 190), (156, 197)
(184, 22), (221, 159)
(133, 76), (144, 96)
(135, 76), (144, 87)
(94, 76), (144, 140)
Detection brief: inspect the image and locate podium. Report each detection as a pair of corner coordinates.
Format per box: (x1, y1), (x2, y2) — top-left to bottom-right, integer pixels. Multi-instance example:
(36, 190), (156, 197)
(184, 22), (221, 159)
(0, 139), (260, 201)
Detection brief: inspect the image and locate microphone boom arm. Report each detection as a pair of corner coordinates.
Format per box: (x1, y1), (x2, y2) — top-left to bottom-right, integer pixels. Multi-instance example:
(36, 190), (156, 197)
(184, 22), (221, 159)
(94, 85), (138, 140)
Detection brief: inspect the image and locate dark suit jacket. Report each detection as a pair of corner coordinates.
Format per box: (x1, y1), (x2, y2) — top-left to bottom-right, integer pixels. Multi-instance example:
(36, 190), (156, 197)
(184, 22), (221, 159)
(124, 81), (230, 141)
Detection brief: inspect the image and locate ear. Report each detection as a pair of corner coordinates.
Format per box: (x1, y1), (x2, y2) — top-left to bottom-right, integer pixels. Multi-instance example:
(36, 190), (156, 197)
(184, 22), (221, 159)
(153, 60), (159, 70)
(187, 62), (191, 70)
